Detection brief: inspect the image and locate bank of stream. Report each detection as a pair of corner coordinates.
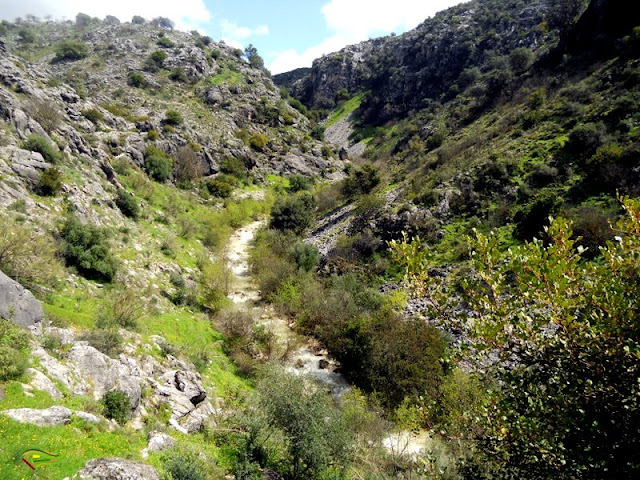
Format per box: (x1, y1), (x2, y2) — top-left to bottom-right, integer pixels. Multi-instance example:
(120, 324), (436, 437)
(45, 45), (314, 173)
(227, 219), (429, 457)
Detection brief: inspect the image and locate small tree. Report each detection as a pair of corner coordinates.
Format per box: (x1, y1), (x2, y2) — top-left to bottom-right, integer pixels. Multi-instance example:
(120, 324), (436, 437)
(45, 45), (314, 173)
(75, 13), (92, 27)
(101, 390), (131, 424)
(54, 40), (89, 61)
(270, 193), (316, 234)
(127, 71), (145, 88)
(25, 98), (61, 133)
(509, 47), (534, 74)
(144, 146), (173, 182)
(169, 67), (187, 82)
(114, 189), (140, 219)
(131, 15), (146, 25)
(174, 146), (202, 184)
(37, 166), (63, 196)
(244, 44), (265, 70)
(163, 110), (183, 126)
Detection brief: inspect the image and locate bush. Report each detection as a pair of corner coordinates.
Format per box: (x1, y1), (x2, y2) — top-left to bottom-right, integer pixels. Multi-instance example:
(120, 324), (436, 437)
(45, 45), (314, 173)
(54, 40), (89, 61)
(101, 390), (131, 424)
(509, 48), (534, 73)
(288, 175), (313, 193)
(341, 164), (380, 197)
(220, 157), (247, 179)
(199, 257), (231, 313)
(82, 108), (103, 124)
(144, 146), (173, 182)
(131, 15), (145, 25)
(22, 134), (61, 163)
(157, 36), (174, 48)
(80, 329), (123, 357)
(206, 177), (235, 198)
(248, 132), (269, 151)
(127, 71), (145, 87)
(115, 189), (140, 219)
(293, 242), (320, 272)
(164, 109), (183, 126)
(162, 447), (214, 480)
(145, 50), (167, 71)
(270, 193), (316, 233)
(0, 319), (30, 381)
(96, 288), (145, 329)
(169, 67), (187, 82)
(174, 146), (202, 184)
(59, 215), (118, 282)
(565, 122), (607, 160)
(513, 190), (562, 241)
(25, 98), (61, 133)
(37, 166), (63, 196)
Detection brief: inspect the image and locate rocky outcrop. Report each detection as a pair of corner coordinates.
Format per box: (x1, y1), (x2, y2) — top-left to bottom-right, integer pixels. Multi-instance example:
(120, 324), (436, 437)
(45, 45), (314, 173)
(78, 458), (160, 480)
(0, 269), (44, 330)
(27, 368), (63, 400)
(279, 0), (554, 123)
(2, 406), (71, 426)
(147, 431), (176, 452)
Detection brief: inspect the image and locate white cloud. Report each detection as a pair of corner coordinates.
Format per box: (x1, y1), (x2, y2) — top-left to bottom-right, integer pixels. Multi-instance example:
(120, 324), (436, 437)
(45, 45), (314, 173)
(269, 0), (464, 74)
(0, 0), (211, 32)
(220, 19), (269, 40)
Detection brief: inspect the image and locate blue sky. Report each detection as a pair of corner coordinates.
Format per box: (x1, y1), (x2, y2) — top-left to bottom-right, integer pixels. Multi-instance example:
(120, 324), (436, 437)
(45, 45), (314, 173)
(0, 0), (466, 73)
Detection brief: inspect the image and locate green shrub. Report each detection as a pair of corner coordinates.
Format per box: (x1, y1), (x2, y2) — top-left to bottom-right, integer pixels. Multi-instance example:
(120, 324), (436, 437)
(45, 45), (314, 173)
(169, 67), (188, 82)
(114, 189), (140, 219)
(144, 146), (173, 182)
(22, 134), (61, 163)
(270, 193), (316, 233)
(156, 36), (174, 48)
(147, 129), (159, 141)
(341, 164), (380, 197)
(145, 50), (167, 71)
(0, 215), (62, 289)
(96, 288), (145, 330)
(288, 175), (313, 193)
(509, 47), (534, 73)
(37, 166), (63, 196)
(80, 329), (123, 357)
(220, 157), (247, 179)
(54, 40), (89, 61)
(248, 132), (269, 151)
(206, 177), (235, 198)
(293, 242), (320, 272)
(0, 319), (30, 381)
(82, 108), (103, 124)
(162, 447), (213, 480)
(18, 28), (36, 44)
(101, 390), (131, 424)
(26, 97), (62, 133)
(132, 15), (145, 25)
(164, 109), (183, 126)
(59, 215), (118, 282)
(127, 71), (145, 87)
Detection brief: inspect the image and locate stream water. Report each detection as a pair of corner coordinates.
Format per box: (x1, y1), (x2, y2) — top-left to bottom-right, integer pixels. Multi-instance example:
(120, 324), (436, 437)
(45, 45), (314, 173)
(227, 220), (426, 456)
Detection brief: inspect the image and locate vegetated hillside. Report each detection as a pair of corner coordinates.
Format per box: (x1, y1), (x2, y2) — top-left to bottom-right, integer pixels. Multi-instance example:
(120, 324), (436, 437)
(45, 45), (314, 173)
(258, 0), (640, 477)
(0, 14), (356, 480)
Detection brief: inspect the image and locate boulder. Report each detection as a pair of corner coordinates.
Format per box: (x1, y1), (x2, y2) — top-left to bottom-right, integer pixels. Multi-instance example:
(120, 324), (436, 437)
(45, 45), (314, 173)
(2, 406), (71, 426)
(78, 458), (160, 480)
(0, 269), (44, 330)
(75, 411), (101, 424)
(27, 368), (63, 400)
(147, 431), (175, 452)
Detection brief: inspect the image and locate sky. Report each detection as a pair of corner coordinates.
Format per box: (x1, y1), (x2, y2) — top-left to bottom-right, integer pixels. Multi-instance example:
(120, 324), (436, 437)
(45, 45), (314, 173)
(0, 0), (467, 74)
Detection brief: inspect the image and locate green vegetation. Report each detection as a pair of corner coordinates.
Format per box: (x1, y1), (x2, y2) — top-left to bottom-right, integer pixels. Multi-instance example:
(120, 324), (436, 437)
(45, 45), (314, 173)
(21, 134), (61, 163)
(164, 109), (183, 126)
(59, 215), (118, 282)
(207, 68), (243, 86)
(248, 132), (269, 151)
(0, 319), (30, 381)
(114, 189), (140, 219)
(127, 71), (145, 87)
(54, 39), (89, 61)
(37, 166), (63, 196)
(270, 193), (316, 233)
(144, 146), (174, 182)
(325, 92), (365, 128)
(101, 390), (131, 424)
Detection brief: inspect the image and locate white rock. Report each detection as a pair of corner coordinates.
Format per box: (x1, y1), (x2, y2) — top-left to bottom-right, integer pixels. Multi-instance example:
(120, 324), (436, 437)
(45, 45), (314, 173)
(27, 368), (63, 400)
(2, 406), (71, 426)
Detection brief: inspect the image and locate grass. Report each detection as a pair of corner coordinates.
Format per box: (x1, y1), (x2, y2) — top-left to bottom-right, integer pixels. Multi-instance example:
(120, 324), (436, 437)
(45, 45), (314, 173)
(326, 92), (365, 128)
(0, 415), (146, 480)
(207, 68), (243, 86)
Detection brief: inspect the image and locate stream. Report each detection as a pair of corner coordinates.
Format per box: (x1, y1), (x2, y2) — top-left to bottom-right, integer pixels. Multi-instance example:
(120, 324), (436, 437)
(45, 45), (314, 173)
(227, 220), (428, 457)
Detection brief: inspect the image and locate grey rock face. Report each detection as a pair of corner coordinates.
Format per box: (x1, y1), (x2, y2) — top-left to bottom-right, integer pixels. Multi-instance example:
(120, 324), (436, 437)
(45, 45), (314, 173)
(0, 269), (44, 329)
(78, 458), (160, 480)
(27, 368), (63, 400)
(2, 406), (71, 426)
(147, 431), (175, 452)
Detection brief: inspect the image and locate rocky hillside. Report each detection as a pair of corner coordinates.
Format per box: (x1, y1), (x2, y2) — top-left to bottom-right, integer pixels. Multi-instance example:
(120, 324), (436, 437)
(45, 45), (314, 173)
(276, 0), (565, 123)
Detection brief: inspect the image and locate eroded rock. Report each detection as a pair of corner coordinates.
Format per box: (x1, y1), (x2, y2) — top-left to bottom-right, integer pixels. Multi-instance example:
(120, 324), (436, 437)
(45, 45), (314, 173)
(78, 458), (160, 480)
(2, 406), (71, 426)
